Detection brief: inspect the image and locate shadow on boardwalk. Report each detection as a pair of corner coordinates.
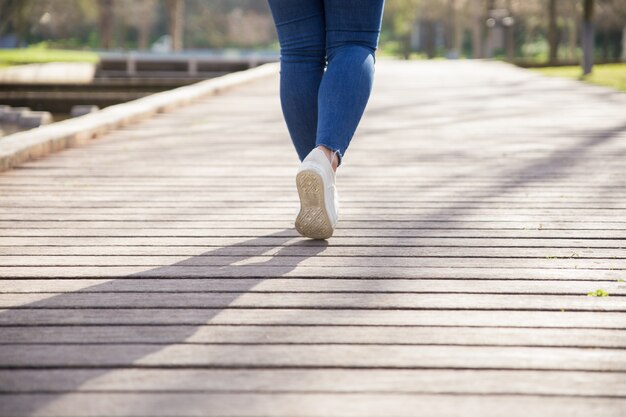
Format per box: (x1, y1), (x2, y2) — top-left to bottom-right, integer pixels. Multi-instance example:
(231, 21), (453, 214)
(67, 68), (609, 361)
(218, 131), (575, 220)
(0, 230), (328, 416)
(1, 60), (626, 416)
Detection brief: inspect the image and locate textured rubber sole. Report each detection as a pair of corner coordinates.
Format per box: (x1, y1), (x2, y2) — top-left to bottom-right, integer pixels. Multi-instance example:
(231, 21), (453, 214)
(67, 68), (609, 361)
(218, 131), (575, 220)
(295, 170), (334, 240)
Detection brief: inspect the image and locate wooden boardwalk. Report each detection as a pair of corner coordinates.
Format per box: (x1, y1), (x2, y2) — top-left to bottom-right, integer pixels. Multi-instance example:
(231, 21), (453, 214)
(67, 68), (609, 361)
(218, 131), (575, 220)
(0, 60), (625, 416)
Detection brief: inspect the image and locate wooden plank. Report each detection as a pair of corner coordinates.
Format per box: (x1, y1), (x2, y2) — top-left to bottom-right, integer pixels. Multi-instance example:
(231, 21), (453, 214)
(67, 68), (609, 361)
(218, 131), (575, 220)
(1, 171), (623, 178)
(0, 309), (623, 328)
(0, 255), (624, 270)
(3, 196), (626, 207)
(2, 198), (626, 207)
(2, 369), (624, 396)
(2, 196), (624, 204)
(2, 220), (626, 230)
(0, 344), (623, 370)
(1, 393), (625, 417)
(2, 175), (623, 183)
(1, 227), (625, 238)
(1, 179), (624, 186)
(0, 325), (623, 347)
(0, 266), (622, 280)
(1, 278), (622, 295)
(2, 212), (626, 224)
(18, 182), (626, 188)
(2, 197), (624, 207)
(0, 292), (621, 311)
(2, 244), (626, 257)
(2, 254), (626, 269)
(1, 246), (625, 261)
(2, 190), (625, 198)
(2, 236), (625, 249)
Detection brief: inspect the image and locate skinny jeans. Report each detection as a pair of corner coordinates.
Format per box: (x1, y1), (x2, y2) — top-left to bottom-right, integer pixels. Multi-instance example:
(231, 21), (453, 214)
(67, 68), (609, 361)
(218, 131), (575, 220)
(267, 0), (385, 165)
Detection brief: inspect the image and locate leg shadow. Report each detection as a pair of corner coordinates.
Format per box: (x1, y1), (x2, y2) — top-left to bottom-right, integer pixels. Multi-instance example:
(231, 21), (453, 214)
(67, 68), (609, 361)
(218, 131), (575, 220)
(0, 229), (328, 416)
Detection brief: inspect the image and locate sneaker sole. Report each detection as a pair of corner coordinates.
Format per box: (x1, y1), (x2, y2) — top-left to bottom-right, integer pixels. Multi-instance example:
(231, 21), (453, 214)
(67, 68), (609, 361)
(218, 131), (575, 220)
(295, 170), (334, 240)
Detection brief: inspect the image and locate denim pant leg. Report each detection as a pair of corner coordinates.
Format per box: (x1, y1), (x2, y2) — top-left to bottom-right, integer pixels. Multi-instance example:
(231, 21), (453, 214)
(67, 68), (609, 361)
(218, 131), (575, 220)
(316, 0), (385, 165)
(267, 0), (326, 162)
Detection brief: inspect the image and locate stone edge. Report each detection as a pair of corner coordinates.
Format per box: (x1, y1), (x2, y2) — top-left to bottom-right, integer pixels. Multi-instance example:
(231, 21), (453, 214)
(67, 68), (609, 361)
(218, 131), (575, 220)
(0, 62), (279, 173)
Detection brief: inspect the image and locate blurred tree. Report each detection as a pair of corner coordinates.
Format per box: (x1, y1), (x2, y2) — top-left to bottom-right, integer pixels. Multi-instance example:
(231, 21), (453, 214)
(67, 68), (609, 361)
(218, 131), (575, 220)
(484, 0), (495, 57)
(471, 0), (485, 58)
(137, 0), (156, 50)
(0, 0), (35, 45)
(562, 0), (578, 61)
(98, 0), (114, 49)
(419, 0), (449, 58)
(582, 0), (594, 74)
(165, 0), (184, 51)
(596, 0), (626, 61)
(384, 0), (422, 59)
(2, 0), (623, 64)
(547, 0), (558, 64)
(505, 0), (515, 61)
(444, 0), (462, 57)
(184, 0), (274, 49)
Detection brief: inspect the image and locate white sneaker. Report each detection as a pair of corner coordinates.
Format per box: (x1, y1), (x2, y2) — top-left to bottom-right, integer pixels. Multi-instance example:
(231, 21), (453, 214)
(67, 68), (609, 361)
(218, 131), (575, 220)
(295, 148), (339, 239)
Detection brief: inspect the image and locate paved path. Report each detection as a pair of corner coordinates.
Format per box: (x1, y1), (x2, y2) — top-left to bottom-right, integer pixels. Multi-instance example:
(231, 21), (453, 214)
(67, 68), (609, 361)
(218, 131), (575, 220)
(0, 60), (625, 416)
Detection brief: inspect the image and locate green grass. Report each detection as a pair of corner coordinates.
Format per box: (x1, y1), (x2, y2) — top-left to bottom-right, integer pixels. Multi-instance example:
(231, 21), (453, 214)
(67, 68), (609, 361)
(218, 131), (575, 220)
(587, 289), (610, 297)
(530, 63), (626, 92)
(0, 46), (99, 67)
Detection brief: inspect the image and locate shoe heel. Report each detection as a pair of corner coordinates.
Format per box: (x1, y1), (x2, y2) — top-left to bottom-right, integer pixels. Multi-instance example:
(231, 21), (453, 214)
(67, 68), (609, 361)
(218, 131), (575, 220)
(295, 170), (334, 239)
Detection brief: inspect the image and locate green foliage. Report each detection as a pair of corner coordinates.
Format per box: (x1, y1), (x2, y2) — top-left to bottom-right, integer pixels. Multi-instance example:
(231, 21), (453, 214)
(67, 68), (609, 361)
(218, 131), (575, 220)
(522, 38), (549, 61)
(530, 63), (626, 92)
(0, 45), (99, 66)
(379, 41), (428, 59)
(381, 0), (422, 59)
(587, 289), (610, 297)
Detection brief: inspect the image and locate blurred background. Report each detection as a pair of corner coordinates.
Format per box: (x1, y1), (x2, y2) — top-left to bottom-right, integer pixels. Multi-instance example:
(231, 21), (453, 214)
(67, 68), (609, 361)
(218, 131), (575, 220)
(1, 0), (625, 63)
(0, 0), (624, 137)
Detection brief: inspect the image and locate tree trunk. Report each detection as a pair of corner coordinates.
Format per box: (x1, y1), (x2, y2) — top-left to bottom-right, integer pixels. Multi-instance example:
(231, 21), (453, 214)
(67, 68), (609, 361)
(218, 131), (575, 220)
(568, 9), (577, 61)
(453, 9), (463, 57)
(505, 0), (515, 61)
(548, 0), (558, 64)
(402, 33), (411, 60)
(138, 0), (153, 50)
(582, 0), (594, 75)
(424, 21), (437, 59)
(445, 0), (456, 57)
(485, 0), (495, 58)
(472, 0), (484, 58)
(98, 0), (114, 50)
(622, 25), (626, 61)
(1, 0), (32, 46)
(166, 0), (184, 52)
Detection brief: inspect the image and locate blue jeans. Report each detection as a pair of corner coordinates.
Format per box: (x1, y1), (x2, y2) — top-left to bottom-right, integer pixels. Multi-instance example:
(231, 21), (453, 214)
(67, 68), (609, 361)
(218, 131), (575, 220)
(267, 0), (385, 166)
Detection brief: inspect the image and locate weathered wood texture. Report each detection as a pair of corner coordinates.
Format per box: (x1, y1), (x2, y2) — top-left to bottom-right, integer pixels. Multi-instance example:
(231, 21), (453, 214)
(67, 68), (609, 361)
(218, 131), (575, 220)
(0, 60), (625, 416)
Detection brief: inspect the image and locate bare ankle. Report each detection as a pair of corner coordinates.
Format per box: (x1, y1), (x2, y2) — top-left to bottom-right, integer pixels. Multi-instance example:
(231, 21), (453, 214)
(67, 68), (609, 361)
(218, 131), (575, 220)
(316, 146), (339, 172)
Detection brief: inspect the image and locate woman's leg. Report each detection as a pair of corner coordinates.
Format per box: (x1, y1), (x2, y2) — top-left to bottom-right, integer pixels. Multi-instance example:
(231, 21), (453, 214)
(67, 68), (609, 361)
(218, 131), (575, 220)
(316, 0), (385, 166)
(266, 0), (326, 162)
